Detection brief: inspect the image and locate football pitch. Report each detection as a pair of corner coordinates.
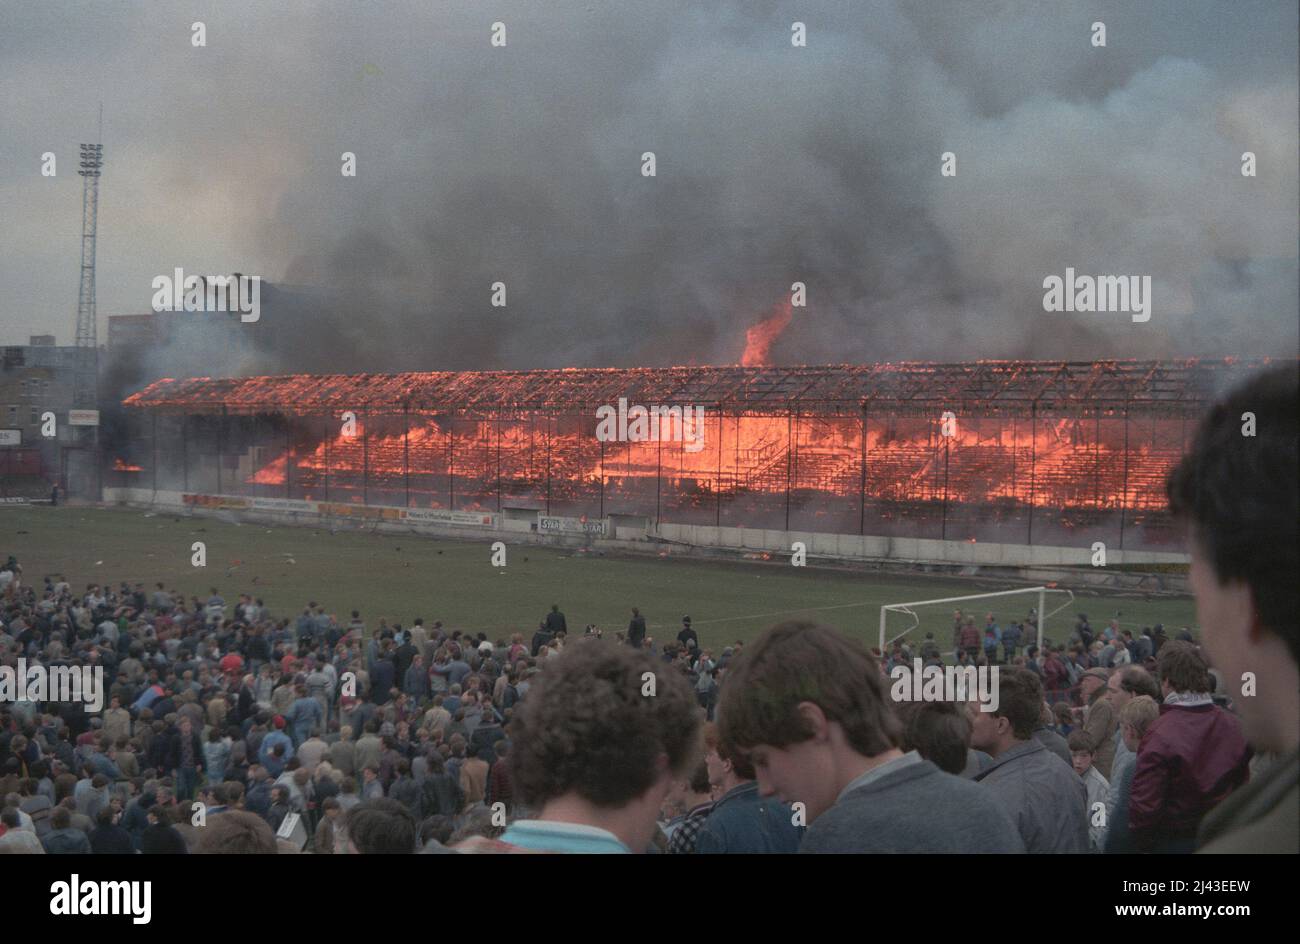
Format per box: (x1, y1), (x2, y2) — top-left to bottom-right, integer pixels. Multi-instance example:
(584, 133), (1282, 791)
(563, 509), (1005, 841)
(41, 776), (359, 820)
(3, 505), (1197, 650)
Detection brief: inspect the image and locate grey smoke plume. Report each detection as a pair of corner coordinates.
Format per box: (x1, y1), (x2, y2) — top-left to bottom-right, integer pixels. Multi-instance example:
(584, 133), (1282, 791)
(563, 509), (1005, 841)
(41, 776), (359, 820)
(1, 0), (1295, 376)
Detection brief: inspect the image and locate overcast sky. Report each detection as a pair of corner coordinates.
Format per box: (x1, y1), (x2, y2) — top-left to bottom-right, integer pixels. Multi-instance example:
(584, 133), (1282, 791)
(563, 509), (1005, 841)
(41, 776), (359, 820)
(1, 0), (1296, 371)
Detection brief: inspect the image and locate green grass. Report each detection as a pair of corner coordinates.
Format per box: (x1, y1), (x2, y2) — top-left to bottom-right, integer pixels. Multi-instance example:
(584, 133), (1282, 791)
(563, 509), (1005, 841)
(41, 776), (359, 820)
(3, 505), (1197, 650)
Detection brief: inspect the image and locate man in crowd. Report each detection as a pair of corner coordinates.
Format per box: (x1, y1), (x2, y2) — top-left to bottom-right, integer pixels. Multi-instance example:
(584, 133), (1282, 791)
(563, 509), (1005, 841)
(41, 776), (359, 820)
(1105, 666), (1161, 790)
(677, 616), (698, 653)
(695, 722), (803, 854)
(626, 607), (647, 650)
(544, 604), (567, 637)
(194, 810), (278, 854)
(664, 761), (714, 854)
(958, 616), (981, 664)
(1163, 365), (1298, 854)
(457, 642), (699, 853)
(341, 798), (417, 854)
(1076, 667), (1117, 779)
(1128, 643), (1251, 853)
(1104, 695), (1160, 854)
(717, 621), (1022, 853)
(168, 717), (205, 802)
(41, 805), (91, 854)
(970, 666), (1088, 853)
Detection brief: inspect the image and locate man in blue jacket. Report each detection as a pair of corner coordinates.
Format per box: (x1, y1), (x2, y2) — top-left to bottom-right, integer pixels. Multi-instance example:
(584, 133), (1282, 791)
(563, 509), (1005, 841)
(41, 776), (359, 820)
(286, 684), (324, 747)
(42, 805), (91, 854)
(695, 722), (803, 854)
(259, 716), (295, 772)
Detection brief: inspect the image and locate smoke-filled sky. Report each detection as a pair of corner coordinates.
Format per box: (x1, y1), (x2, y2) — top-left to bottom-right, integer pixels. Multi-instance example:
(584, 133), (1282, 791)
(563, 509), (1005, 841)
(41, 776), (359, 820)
(1, 0), (1296, 373)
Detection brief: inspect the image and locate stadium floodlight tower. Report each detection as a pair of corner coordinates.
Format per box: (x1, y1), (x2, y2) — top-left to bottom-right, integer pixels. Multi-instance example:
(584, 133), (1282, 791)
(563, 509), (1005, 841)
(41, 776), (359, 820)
(74, 140), (104, 408)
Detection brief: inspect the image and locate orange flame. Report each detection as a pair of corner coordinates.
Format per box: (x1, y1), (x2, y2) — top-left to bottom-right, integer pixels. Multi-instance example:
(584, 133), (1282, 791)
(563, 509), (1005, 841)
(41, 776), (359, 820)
(242, 411), (1176, 513)
(741, 300), (793, 367)
(112, 458), (144, 472)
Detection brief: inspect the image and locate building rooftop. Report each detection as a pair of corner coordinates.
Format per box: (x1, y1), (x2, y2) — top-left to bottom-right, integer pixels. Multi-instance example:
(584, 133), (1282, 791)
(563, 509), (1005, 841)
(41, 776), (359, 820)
(122, 358), (1280, 417)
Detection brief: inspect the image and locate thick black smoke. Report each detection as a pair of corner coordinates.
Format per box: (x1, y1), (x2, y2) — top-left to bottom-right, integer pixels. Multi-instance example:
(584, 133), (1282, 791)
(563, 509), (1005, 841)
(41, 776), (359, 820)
(3, 1), (1296, 377)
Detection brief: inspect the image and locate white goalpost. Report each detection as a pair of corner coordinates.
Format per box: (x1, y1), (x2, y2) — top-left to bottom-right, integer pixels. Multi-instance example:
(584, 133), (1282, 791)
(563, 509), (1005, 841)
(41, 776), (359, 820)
(879, 585), (1076, 658)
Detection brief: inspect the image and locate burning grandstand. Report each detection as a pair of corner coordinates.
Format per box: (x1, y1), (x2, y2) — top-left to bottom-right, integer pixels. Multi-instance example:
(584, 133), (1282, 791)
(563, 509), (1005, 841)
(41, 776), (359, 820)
(114, 358), (1274, 556)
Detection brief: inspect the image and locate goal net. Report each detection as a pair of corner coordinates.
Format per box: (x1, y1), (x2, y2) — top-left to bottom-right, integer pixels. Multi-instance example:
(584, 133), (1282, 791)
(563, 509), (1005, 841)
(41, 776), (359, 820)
(879, 586), (1075, 661)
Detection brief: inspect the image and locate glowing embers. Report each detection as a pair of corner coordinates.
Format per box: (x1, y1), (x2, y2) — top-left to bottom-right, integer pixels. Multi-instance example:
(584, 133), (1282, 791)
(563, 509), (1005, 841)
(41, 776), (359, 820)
(242, 412), (1179, 511)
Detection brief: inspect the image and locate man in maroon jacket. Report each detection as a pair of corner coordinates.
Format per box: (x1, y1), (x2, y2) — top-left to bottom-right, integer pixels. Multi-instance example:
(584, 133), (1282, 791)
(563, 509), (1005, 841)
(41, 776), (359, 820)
(1127, 641), (1250, 852)
(1042, 646), (1070, 705)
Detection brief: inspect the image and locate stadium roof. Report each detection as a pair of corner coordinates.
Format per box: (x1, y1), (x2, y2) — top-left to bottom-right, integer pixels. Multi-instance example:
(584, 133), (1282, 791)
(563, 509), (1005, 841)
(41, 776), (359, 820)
(123, 358), (1275, 416)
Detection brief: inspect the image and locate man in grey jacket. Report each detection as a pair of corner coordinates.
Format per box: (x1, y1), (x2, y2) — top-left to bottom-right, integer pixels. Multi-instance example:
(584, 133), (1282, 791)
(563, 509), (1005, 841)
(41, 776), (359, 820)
(718, 621), (1024, 854)
(971, 666), (1089, 853)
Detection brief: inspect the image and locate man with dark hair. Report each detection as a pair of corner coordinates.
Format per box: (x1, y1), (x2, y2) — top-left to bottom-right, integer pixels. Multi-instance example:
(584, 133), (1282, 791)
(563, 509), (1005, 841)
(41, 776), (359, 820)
(676, 616), (698, 653)
(1127, 641), (1251, 853)
(970, 666), (1088, 853)
(41, 805), (91, 854)
(166, 717), (204, 802)
(1164, 364), (1298, 854)
(544, 604), (567, 637)
(370, 648), (396, 706)
(316, 797), (342, 854)
(392, 634), (418, 686)
(626, 607), (647, 650)
(461, 642), (699, 853)
(420, 753), (464, 818)
(89, 805), (135, 854)
(718, 621), (1021, 853)
(194, 810), (278, 854)
(895, 700), (979, 777)
(140, 805), (188, 854)
(664, 760), (714, 855)
(361, 765), (384, 801)
(695, 722), (803, 854)
(266, 785), (292, 832)
(389, 759), (421, 816)
(343, 798), (417, 854)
